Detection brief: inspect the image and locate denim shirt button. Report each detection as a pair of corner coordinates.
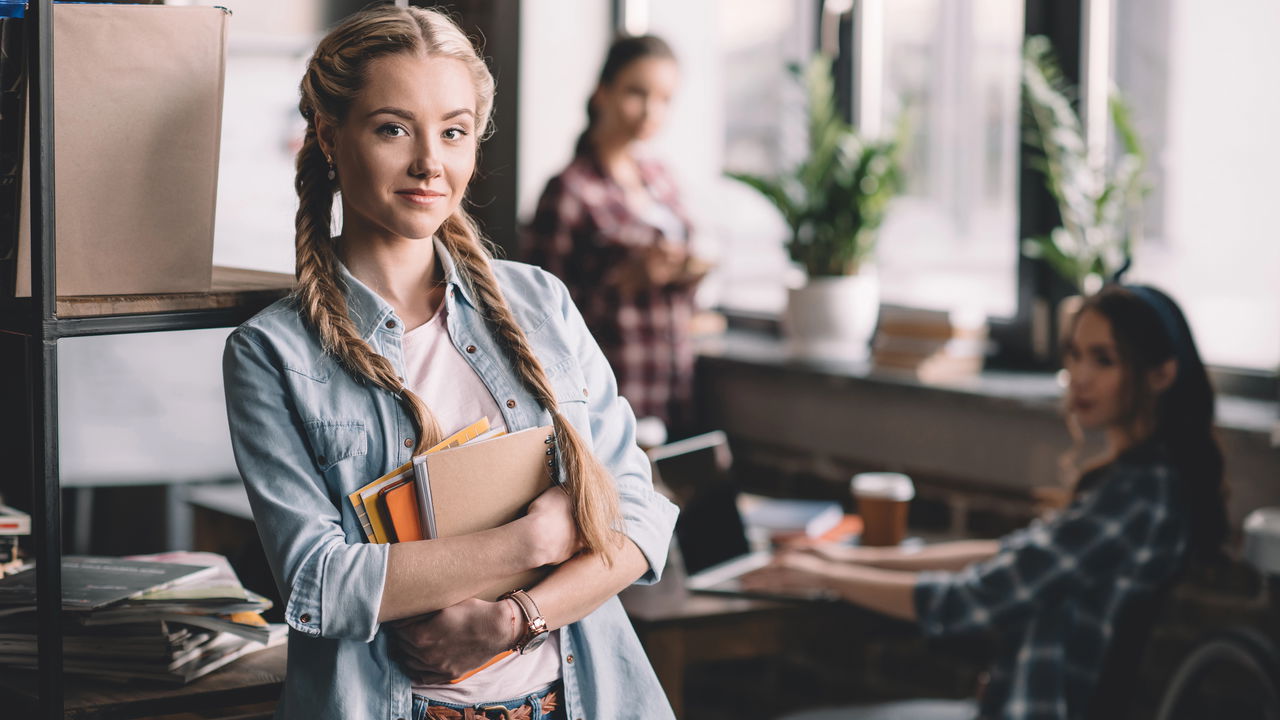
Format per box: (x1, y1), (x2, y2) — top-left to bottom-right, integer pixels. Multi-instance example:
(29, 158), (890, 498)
(385, 319), (396, 329)
(299, 613), (311, 624)
(403, 438), (413, 448)
(566, 653), (574, 664)
(506, 399), (517, 409)
(465, 345), (477, 354)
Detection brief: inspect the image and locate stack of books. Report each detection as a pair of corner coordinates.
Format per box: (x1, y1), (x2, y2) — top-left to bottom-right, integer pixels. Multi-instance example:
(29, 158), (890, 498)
(737, 494), (862, 548)
(348, 418), (555, 602)
(0, 552), (285, 684)
(871, 304), (989, 383)
(0, 503), (27, 576)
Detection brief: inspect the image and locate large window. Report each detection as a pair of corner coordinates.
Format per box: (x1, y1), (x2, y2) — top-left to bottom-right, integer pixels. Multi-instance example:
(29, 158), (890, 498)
(648, 0), (1027, 319)
(640, 0), (814, 316)
(860, 0), (1024, 319)
(519, 0), (1278, 382)
(1113, 0), (1280, 372)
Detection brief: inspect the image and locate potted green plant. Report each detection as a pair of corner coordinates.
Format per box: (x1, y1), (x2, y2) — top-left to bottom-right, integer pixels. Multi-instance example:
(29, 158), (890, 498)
(1021, 35), (1148, 298)
(729, 54), (906, 361)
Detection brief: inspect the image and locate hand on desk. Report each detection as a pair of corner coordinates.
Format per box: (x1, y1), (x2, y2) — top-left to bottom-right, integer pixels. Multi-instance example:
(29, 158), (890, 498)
(781, 541), (887, 565)
(738, 550), (837, 597)
(740, 549), (921, 622)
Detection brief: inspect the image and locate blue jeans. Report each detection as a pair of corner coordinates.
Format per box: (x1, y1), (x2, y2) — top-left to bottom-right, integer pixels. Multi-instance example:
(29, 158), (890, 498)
(411, 683), (564, 720)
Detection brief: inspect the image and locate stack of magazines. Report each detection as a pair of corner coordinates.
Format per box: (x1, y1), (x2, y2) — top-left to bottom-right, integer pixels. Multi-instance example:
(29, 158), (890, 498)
(0, 552), (285, 684)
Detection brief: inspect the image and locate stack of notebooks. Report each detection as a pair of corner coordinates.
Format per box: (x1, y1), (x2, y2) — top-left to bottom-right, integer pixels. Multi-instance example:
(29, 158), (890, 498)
(0, 552), (285, 684)
(0, 503), (28, 576)
(350, 418), (557, 680)
(738, 494), (862, 547)
(872, 303), (989, 383)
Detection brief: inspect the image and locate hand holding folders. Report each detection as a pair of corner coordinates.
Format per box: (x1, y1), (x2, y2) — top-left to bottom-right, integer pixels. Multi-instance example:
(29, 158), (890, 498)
(346, 421), (560, 600)
(349, 421), (564, 684)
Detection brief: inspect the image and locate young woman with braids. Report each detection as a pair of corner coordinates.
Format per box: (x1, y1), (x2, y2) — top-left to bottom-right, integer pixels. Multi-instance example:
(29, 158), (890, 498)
(742, 285), (1229, 720)
(222, 6), (678, 719)
(523, 35), (708, 438)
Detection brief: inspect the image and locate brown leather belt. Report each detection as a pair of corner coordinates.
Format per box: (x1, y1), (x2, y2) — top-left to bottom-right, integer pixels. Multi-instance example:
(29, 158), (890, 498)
(420, 688), (559, 720)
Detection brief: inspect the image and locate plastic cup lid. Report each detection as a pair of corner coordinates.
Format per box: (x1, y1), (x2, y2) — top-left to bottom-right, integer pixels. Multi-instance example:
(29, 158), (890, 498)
(851, 472), (915, 501)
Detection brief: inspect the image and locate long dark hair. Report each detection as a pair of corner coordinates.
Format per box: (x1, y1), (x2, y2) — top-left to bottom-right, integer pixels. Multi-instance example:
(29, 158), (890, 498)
(573, 34), (676, 157)
(1069, 285), (1228, 559)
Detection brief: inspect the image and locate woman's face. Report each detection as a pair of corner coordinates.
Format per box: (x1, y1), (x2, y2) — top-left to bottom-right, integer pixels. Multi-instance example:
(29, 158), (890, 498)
(1063, 309), (1127, 430)
(321, 52), (478, 244)
(593, 56), (679, 143)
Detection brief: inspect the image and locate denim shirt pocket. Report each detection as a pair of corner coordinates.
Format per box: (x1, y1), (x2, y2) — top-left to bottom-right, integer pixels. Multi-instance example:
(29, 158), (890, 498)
(544, 357), (591, 451)
(545, 356), (589, 405)
(303, 420), (369, 473)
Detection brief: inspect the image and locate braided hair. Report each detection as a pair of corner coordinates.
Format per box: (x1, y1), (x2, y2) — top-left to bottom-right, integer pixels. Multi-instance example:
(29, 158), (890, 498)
(295, 4), (622, 558)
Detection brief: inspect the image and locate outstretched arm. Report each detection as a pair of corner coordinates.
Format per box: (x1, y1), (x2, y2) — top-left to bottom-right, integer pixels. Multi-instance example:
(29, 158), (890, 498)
(805, 539), (1001, 572)
(741, 551), (920, 621)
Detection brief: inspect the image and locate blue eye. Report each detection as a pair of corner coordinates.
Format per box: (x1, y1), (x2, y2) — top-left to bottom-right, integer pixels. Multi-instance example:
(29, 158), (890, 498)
(443, 127), (469, 141)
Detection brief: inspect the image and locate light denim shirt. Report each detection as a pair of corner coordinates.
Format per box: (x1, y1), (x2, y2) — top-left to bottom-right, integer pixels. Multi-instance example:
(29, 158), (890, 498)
(222, 241), (679, 720)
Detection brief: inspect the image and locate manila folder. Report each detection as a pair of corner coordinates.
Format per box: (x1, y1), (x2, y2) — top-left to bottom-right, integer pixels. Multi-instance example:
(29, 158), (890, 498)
(423, 425), (555, 601)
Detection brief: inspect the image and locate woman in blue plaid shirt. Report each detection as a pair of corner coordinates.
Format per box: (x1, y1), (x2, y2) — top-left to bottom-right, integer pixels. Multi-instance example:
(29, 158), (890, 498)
(744, 285), (1228, 720)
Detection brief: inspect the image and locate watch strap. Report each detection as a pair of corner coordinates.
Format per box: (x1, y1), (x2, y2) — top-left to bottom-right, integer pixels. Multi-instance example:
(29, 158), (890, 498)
(501, 589), (547, 652)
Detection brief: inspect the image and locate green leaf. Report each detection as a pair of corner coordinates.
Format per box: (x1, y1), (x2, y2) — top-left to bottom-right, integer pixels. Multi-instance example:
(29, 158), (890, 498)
(1020, 35), (1147, 290)
(724, 54), (907, 277)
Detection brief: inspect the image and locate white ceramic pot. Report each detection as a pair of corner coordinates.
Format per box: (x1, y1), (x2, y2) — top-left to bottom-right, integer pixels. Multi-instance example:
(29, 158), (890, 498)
(784, 270), (880, 361)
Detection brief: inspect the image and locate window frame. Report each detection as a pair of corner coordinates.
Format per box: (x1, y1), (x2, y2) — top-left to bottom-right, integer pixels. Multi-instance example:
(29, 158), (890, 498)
(833, 0), (1276, 401)
(621, 0), (1275, 403)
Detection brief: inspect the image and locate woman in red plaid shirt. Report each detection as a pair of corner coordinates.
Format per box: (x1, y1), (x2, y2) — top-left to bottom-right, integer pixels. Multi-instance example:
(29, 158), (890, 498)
(523, 35), (708, 435)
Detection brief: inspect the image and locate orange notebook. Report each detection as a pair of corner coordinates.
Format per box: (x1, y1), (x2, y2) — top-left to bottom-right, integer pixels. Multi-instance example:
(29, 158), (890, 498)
(380, 479), (422, 543)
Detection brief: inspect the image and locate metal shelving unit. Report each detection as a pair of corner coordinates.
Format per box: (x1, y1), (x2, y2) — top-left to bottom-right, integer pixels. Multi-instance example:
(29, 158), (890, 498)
(2, 2), (292, 716)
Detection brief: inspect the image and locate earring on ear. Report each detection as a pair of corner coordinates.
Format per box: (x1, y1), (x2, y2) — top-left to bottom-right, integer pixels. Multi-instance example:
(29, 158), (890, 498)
(325, 154), (336, 181)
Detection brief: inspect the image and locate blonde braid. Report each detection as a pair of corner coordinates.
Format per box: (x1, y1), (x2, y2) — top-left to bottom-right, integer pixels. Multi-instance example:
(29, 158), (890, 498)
(440, 213), (624, 561)
(293, 121), (442, 453)
(296, 6), (619, 542)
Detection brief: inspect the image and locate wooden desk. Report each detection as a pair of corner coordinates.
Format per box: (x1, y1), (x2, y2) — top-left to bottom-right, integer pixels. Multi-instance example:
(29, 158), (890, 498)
(622, 583), (799, 718)
(0, 643), (286, 719)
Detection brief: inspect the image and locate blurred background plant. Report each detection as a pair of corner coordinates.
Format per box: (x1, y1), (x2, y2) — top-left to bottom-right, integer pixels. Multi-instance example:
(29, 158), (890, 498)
(1021, 34), (1148, 296)
(728, 54), (907, 278)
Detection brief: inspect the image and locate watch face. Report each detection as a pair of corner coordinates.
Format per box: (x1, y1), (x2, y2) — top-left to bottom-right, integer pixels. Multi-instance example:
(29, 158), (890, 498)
(520, 629), (549, 654)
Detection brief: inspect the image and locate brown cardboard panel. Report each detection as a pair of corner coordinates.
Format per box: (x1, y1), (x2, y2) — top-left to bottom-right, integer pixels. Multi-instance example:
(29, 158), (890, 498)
(16, 4), (228, 297)
(425, 426), (556, 601)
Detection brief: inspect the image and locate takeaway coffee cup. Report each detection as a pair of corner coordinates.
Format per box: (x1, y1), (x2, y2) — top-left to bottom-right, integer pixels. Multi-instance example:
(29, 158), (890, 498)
(851, 472), (915, 547)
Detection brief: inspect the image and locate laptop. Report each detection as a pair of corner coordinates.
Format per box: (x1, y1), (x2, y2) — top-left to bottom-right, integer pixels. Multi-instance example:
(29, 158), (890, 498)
(648, 431), (838, 603)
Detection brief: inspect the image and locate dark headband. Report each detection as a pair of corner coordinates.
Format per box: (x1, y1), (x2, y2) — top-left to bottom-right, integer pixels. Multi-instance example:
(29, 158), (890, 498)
(1124, 285), (1194, 371)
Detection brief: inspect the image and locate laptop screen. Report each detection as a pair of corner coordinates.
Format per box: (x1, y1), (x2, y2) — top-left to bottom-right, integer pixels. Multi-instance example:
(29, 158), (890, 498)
(650, 432), (751, 575)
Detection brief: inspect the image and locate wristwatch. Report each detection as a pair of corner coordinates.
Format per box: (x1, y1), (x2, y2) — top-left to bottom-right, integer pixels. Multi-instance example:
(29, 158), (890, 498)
(500, 589), (549, 654)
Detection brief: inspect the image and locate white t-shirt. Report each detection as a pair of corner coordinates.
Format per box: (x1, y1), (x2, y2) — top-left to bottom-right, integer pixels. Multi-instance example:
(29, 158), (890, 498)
(402, 301), (561, 703)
